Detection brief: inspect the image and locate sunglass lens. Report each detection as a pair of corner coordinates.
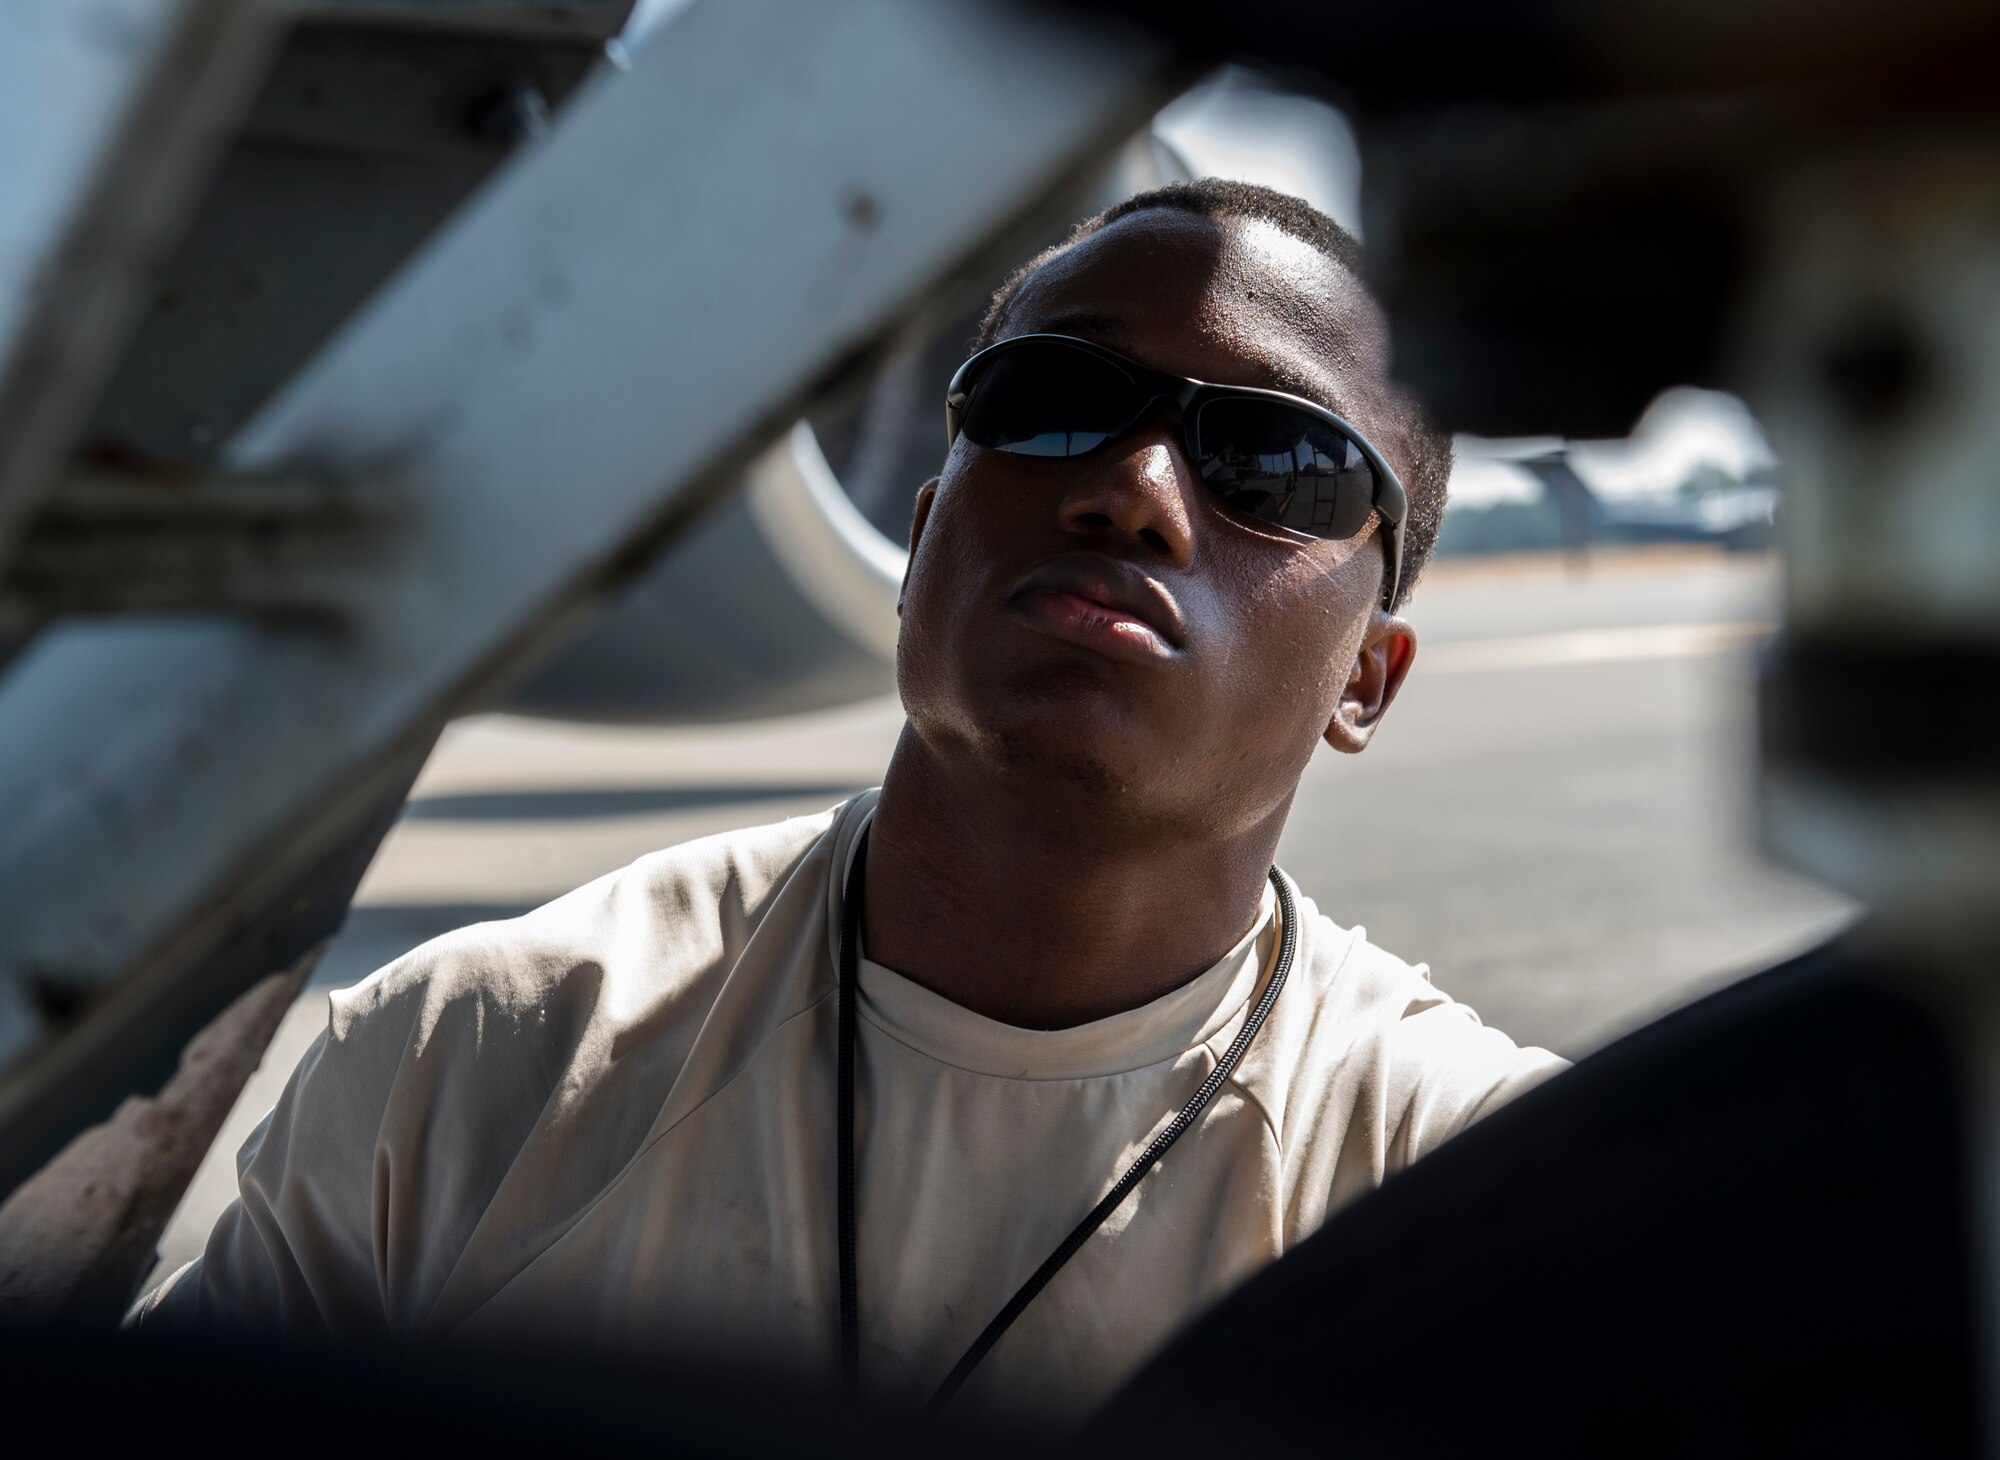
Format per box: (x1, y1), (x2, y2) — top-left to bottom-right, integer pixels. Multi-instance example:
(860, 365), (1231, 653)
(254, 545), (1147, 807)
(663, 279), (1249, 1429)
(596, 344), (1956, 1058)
(1194, 398), (1378, 539)
(959, 342), (1139, 458)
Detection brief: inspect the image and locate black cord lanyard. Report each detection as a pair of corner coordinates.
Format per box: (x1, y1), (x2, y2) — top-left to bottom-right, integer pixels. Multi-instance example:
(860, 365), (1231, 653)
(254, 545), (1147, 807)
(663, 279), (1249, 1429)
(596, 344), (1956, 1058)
(835, 822), (1299, 1411)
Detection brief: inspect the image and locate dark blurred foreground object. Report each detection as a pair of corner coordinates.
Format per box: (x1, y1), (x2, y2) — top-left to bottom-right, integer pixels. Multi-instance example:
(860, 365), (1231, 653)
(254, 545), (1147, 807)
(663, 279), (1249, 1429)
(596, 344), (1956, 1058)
(1090, 932), (1980, 1456)
(0, 1321), (1025, 1459)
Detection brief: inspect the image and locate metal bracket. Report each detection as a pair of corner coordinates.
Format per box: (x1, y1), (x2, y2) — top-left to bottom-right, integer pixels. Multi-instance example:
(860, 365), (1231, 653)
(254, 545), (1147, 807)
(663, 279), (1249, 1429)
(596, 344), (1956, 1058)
(6, 469), (378, 619)
(0, 0), (280, 575)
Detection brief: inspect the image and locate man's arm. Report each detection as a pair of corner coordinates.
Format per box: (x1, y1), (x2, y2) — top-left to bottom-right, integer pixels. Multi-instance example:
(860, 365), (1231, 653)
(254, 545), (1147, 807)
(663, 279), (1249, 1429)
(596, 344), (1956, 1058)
(132, 808), (847, 1334)
(1387, 996), (1568, 1169)
(129, 853), (732, 1334)
(131, 916), (530, 1334)
(134, 992), (405, 1334)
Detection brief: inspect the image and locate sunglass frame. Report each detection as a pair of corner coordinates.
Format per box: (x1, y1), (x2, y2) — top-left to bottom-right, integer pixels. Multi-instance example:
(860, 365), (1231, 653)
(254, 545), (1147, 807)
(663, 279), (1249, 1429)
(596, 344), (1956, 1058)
(944, 332), (1408, 609)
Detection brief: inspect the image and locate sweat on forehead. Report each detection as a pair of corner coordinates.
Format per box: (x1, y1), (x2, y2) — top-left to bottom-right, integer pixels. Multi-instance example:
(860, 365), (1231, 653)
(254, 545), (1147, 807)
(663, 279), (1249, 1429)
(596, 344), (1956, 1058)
(994, 210), (1394, 415)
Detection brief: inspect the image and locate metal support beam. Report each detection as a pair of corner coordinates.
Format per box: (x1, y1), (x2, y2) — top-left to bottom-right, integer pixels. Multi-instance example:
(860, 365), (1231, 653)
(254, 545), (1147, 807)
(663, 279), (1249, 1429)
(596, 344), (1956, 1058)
(0, 0), (279, 572)
(81, 0), (634, 466)
(6, 470), (376, 618)
(0, 0), (1176, 1191)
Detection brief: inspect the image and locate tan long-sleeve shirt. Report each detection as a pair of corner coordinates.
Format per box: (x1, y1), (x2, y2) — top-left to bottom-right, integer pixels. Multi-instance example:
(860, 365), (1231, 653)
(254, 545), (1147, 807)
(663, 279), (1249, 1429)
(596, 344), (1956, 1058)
(140, 792), (1565, 1424)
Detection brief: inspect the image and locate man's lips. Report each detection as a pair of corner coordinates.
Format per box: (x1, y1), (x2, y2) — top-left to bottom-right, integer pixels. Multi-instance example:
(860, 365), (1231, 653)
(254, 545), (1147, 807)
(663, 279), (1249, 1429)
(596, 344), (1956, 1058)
(1004, 556), (1186, 664)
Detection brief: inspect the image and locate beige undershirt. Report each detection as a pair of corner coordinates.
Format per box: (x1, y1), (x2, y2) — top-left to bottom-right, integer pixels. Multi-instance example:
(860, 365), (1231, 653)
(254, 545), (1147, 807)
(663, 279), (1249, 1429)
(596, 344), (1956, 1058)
(139, 793), (1566, 1426)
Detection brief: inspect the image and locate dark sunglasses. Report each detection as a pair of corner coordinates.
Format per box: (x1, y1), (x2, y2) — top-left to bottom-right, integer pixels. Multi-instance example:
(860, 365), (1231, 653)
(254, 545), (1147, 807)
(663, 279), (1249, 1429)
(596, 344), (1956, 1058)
(945, 333), (1407, 608)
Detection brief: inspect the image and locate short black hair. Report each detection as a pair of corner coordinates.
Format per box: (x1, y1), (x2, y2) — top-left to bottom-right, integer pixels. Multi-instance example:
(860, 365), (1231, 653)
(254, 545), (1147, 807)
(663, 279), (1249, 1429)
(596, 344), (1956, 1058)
(973, 178), (1450, 610)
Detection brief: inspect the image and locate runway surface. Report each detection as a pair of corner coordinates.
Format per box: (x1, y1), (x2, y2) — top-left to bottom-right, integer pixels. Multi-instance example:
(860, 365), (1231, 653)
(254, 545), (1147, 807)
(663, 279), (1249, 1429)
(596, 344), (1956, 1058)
(150, 546), (1852, 1282)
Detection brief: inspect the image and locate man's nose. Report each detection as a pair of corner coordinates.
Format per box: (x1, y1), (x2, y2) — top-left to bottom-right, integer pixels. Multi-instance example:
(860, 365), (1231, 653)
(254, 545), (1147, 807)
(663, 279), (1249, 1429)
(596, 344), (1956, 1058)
(1054, 412), (1196, 566)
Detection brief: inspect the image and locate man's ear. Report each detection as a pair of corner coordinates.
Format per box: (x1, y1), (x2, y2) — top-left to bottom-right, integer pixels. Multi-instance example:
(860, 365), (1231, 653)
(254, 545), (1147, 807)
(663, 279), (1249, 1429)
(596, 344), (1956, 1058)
(898, 478), (939, 615)
(1324, 612), (1417, 754)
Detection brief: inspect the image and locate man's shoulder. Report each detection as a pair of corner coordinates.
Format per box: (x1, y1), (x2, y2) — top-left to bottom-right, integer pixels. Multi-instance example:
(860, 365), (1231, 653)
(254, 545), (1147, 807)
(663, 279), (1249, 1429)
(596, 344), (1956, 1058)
(1287, 889), (1461, 1026)
(1255, 888), (1566, 1180)
(332, 797), (857, 1052)
(156, 799), (869, 1335)
(1282, 887), (1568, 1106)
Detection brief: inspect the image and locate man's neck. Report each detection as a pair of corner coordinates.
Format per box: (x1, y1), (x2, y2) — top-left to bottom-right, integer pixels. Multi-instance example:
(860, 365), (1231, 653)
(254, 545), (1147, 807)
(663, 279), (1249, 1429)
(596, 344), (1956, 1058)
(858, 728), (1285, 1029)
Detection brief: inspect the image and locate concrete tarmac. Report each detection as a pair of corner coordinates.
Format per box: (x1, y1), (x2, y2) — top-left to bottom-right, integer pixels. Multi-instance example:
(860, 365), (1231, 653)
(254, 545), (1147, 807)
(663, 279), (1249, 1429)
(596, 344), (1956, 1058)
(149, 546), (1851, 1283)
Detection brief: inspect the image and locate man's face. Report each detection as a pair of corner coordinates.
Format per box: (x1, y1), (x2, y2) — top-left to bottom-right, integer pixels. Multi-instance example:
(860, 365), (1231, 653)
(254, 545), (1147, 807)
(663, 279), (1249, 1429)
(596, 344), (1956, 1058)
(896, 209), (1414, 838)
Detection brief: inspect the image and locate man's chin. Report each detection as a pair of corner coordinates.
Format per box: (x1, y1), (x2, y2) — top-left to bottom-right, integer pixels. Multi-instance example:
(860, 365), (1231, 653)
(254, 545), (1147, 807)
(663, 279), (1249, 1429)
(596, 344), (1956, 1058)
(900, 692), (1224, 837)
(903, 652), (1187, 801)
(972, 691), (1169, 800)
(987, 723), (1135, 796)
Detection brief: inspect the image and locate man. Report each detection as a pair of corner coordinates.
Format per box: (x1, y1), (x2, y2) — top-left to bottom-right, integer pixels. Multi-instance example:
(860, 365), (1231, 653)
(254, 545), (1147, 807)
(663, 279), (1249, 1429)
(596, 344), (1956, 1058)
(138, 180), (1564, 1424)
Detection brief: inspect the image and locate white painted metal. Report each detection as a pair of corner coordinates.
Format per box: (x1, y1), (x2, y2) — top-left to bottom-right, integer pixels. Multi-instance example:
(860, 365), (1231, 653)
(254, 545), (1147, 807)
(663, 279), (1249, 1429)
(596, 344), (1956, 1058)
(0, 0), (1171, 1114)
(0, 0), (277, 568)
(0, 1), (170, 355)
